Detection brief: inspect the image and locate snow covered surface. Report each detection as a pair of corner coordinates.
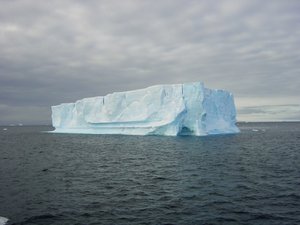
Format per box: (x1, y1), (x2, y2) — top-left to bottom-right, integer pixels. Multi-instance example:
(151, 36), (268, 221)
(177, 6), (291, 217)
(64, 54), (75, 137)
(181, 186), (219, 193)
(51, 82), (239, 136)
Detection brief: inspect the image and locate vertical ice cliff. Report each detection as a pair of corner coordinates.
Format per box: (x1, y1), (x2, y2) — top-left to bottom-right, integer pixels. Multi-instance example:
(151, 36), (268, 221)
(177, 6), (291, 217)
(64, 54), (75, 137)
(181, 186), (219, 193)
(51, 82), (239, 136)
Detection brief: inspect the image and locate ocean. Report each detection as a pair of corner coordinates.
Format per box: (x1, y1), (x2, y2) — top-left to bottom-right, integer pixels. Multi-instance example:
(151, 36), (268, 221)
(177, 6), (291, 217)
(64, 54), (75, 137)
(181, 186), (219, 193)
(0, 122), (299, 225)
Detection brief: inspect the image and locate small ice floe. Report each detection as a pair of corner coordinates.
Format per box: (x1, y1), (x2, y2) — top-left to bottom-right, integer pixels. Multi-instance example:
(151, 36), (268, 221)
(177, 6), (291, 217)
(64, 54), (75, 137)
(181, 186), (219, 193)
(252, 129), (259, 132)
(18, 123), (23, 126)
(0, 216), (9, 225)
(3, 128), (7, 131)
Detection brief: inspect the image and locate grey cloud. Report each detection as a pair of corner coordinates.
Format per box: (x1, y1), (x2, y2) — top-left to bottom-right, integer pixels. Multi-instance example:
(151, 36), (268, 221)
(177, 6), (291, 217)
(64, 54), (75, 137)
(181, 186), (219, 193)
(237, 104), (300, 121)
(0, 104), (51, 125)
(0, 0), (300, 124)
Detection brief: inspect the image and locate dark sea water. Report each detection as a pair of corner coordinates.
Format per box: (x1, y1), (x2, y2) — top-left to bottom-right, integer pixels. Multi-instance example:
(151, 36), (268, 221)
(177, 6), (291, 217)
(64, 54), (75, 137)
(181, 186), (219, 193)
(0, 123), (300, 225)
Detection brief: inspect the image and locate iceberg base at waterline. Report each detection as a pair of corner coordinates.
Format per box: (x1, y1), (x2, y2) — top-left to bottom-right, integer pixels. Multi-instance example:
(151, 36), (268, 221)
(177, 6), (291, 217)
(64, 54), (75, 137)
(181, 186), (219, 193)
(51, 82), (240, 136)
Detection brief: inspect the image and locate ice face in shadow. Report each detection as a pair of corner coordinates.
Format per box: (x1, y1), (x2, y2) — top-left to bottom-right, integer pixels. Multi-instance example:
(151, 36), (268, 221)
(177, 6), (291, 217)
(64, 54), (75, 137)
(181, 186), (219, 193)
(51, 82), (240, 136)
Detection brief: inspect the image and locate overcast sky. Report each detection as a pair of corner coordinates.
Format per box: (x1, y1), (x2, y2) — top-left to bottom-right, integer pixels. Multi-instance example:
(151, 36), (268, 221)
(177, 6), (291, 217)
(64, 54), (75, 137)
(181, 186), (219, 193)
(0, 0), (299, 124)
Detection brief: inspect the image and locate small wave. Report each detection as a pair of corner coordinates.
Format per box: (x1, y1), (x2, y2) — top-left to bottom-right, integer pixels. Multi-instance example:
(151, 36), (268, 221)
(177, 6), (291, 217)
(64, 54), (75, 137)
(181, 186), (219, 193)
(247, 212), (286, 221)
(152, 176), (167, 181)
(81, 213), (92, 218)
(19, 214), (58, 224)
(0, 217), (9, 225)
(278, 193), (300, 200)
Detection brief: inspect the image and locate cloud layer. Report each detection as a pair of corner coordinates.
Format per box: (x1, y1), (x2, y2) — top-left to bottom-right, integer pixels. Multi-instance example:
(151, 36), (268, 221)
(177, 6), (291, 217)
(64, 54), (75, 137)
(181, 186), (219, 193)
(1, 0), (300, 124)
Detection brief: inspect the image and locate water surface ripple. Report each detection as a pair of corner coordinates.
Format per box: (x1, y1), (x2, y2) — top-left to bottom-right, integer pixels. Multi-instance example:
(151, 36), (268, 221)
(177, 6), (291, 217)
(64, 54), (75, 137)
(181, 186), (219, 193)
(0, 122), (300, 225)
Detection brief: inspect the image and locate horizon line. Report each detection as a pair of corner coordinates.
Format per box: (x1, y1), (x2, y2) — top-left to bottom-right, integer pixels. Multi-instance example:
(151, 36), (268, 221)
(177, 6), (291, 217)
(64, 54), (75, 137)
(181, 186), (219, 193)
(1, 120), (300, 127)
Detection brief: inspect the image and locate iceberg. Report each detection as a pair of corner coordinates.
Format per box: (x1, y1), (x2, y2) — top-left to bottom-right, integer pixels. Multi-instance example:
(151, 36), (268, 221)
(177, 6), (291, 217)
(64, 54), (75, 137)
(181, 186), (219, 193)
(51, 82), (239, 136)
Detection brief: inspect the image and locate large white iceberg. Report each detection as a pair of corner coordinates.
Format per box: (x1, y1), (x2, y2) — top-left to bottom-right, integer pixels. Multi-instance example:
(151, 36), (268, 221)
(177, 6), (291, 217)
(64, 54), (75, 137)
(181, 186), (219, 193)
(51, 82), (239, 136)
